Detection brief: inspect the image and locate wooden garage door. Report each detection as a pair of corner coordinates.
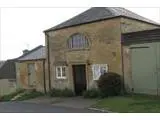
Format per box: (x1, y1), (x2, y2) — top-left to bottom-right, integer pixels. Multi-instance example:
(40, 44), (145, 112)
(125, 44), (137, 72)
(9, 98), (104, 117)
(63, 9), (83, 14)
(131, 43), (158, 95)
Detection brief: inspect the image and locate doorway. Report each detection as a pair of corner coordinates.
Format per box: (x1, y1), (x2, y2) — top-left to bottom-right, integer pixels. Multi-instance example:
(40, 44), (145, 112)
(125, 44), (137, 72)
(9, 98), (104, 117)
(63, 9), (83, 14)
(72, 65), (87, 95)
(27, 63), (36, 87)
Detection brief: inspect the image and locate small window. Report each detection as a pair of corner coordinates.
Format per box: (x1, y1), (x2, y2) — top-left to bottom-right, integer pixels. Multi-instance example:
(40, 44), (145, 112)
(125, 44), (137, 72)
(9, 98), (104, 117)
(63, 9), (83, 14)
(56, 66), (66, 79)
(68, 33), (89, 49)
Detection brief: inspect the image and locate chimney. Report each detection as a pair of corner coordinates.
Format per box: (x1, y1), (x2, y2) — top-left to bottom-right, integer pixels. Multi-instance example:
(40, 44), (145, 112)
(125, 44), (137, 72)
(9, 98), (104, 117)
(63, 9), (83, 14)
(23, 49), (29, 54)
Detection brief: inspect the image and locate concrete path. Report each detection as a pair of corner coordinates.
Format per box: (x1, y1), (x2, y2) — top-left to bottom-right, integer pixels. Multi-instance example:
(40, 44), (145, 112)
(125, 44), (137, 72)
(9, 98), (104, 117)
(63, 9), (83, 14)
(23, 96), (99, 109)
(51, 97), (99, 109)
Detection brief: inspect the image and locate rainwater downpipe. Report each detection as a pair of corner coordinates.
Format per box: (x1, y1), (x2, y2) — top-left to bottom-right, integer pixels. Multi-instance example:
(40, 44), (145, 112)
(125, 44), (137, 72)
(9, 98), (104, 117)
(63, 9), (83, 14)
(46, 33), (51, 91)
(43, 59), (47, 94)
(120, 23), (125, 93)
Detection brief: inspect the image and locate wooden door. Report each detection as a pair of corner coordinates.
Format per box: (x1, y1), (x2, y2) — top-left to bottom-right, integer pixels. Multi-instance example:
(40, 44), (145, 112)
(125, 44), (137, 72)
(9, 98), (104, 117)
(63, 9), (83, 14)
(72, 65), (87, 95)
(27, 63), (36, 86)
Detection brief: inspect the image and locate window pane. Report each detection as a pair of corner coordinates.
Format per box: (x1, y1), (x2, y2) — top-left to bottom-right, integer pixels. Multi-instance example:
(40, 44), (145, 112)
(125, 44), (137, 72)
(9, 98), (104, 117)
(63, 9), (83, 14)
(57, 67), (61, 77)
(68, 34), (89, 49)
(62, 67), (66, 77)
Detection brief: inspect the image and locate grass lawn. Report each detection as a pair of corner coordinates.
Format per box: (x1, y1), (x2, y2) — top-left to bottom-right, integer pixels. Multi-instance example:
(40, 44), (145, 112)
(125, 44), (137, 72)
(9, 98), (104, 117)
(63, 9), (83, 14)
(16, 91), (44, 101)
(0, 89), (44, 101)
(0, 89), (25, 101)
(93, 95), (160, 113)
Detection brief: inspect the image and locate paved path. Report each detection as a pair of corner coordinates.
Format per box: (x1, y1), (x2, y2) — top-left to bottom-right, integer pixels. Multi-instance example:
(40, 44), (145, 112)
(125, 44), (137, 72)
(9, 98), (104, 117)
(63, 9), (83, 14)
(0, 102), (102, 113)
(23, 96), (99, 109)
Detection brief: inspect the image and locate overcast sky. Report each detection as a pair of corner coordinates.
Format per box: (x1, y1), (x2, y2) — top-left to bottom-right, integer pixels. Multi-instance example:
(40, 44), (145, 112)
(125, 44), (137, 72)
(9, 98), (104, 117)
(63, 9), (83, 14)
(0, 7), (160, 60)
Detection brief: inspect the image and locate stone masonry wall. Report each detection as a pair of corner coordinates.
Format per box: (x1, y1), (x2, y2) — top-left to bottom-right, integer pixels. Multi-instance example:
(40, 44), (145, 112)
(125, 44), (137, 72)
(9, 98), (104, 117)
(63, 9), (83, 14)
(16, 60), (46, 92)
(46, 17), (159, 92)
(46, 18), (122, 90)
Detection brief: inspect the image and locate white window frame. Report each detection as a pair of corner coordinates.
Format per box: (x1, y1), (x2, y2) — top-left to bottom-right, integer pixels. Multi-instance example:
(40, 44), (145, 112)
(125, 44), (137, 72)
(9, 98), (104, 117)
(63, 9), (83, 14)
(56, 66), (67, 79)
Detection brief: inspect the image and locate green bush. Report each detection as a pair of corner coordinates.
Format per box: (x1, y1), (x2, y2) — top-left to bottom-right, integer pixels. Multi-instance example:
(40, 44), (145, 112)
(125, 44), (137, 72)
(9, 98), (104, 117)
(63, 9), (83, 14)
(83, 89), (101, 98)
(61, 88), (74, 97)
(48, 88), (62, 97)
(48, 88), (74, 97)
(97, 72), (122, 97)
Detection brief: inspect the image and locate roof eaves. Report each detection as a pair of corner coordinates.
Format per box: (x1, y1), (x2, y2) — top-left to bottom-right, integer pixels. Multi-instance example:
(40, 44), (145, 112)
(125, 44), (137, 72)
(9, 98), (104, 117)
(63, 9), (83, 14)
(44, 16), (121, 33)
(17, 58), (45, 62)
(44, 15), (160, 33)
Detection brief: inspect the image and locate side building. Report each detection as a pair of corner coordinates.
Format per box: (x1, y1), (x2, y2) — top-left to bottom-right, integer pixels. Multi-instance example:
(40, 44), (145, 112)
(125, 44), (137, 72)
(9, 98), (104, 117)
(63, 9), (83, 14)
(15, 45), (47, 93)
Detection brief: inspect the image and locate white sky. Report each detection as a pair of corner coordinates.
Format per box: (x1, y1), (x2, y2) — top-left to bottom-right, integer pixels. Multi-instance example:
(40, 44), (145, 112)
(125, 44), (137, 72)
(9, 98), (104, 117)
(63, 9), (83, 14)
(0, 7), (160, 60)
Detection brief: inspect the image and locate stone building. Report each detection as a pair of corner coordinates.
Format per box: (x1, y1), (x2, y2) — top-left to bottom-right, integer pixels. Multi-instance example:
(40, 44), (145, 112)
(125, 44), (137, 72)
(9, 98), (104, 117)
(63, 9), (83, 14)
(15, 45), (47, 93)
(0, 59), (17, 95)
(44, 7), (160, 95)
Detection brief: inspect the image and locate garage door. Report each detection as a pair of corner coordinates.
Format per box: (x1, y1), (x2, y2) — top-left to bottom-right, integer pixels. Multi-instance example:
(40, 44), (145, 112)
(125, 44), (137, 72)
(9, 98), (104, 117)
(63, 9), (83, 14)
(131, 43), (158, 95)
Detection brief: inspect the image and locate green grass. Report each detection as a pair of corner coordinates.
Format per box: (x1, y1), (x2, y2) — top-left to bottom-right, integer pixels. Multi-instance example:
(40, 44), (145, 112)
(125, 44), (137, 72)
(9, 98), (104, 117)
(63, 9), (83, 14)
(93, 94), (160, 113)
(0, 89), (44, 101)
(16, 91), (44, 101)
(0, 89), (25, 101)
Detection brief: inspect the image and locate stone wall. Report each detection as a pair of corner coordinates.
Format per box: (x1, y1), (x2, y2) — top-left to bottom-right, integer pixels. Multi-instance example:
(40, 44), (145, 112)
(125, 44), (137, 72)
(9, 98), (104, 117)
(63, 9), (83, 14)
(0, 79), (17, 96)
(45, 16), (159, 92)
(16, 60), (46, 92)
(121, 17), (159, 33)
(46, 18), (122, 90)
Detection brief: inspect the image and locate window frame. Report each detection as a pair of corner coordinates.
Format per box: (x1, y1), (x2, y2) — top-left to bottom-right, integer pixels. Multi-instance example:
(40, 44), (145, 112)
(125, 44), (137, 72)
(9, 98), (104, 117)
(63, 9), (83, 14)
(68, 33), (89, 49)
(56, 66), (67, 79)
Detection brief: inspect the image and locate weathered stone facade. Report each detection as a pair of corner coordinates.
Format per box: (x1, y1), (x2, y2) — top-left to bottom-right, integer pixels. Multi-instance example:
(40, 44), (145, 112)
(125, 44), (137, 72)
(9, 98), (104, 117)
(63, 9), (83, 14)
(45, 17), (159, 93)
(121, 18), (159, 92)
(121, 17), (158, 33)
(16, 60), (46, 92)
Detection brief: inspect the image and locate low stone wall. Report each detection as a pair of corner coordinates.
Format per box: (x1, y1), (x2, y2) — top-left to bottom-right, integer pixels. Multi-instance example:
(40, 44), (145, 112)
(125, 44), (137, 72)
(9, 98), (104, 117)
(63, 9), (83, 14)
(0, 79), (17, 96)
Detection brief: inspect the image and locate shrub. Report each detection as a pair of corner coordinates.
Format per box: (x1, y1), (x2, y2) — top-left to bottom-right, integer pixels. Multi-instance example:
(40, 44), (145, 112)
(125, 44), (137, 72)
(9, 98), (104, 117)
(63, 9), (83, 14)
(48, 88), (61, 97)
(61, 88), (74, 97)
(97, 72), (122, 97)
(48, 88), (74, 97)
(83, 89), (101, 98)
(0, 96), (2, 101)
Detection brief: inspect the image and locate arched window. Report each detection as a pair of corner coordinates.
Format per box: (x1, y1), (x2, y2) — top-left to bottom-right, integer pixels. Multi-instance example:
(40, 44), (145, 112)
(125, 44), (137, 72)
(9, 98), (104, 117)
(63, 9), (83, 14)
(68, 33), (89, 49)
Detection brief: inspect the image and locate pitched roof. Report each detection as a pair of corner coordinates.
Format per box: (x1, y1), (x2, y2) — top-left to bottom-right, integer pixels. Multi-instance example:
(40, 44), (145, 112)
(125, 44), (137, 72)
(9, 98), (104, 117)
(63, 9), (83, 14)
(0, 59), (16, 79)
(0, 45), (46, 79)
(122, 28), (160, 43)
(44, 7), (160, 32)
(17, 45), (46, 61)
(0, 61), (6, 69)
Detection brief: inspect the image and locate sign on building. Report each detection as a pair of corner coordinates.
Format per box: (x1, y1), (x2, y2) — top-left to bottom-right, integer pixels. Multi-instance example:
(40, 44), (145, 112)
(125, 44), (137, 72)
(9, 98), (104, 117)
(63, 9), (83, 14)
(92, 64), (108, 80)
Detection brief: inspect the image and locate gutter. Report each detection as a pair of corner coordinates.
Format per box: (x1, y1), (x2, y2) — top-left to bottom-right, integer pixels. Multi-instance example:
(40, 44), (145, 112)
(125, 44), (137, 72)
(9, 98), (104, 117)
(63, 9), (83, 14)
(42, 59), (47, 93)
(120, 22), (125, 93)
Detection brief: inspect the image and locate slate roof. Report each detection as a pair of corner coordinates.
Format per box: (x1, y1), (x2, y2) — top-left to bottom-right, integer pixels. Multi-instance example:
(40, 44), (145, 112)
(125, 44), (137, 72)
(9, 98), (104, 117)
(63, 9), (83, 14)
(122, 28), (160, 43)
(0, 61), (6, 69)
(0, 45), (46, 79)
(17, 45), (46, 61)
(0, 59), (16, 79)
(44, 7), (160, 32)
